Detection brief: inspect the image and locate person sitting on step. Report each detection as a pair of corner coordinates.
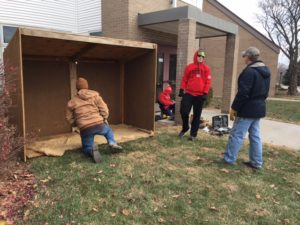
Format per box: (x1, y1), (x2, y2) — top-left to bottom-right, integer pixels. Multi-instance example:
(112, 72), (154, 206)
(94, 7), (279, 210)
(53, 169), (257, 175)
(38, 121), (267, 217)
(158, 84), (175, 119)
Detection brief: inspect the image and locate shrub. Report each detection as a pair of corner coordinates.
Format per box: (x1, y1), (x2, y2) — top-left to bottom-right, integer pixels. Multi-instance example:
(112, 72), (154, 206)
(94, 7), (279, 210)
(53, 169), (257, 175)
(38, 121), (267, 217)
(0, 62), (23, 161)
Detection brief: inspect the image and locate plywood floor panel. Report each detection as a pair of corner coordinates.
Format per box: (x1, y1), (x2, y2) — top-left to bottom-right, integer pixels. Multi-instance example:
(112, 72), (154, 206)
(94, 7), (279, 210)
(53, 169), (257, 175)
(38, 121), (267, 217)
(26, 124), (152, 158)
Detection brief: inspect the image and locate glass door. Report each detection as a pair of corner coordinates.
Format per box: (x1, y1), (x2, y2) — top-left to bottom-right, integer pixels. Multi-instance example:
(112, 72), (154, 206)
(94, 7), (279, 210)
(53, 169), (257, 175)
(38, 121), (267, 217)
(168, 54), (177, 99)
(156, 52), (164, 100)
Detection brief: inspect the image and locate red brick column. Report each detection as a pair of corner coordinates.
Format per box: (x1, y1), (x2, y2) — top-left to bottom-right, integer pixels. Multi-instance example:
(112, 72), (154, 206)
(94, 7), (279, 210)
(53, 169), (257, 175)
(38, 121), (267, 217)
(175, 19), (199, 124)
(221, 34), (239, 113)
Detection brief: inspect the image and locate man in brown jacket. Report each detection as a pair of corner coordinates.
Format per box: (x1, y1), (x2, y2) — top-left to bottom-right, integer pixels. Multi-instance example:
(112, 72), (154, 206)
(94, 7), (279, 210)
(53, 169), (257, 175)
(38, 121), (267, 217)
(66, 77), (122, 163)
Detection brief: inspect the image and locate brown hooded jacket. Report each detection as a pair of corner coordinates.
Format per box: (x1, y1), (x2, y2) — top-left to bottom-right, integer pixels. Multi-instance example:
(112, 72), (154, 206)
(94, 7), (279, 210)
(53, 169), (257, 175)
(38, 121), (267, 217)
(66, 89), (109, 130)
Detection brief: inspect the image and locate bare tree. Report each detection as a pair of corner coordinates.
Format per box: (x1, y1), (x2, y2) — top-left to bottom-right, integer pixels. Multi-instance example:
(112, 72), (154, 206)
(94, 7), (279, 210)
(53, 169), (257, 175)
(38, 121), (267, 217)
(277, 63), (288, 85)
(258, 0), (300, 95)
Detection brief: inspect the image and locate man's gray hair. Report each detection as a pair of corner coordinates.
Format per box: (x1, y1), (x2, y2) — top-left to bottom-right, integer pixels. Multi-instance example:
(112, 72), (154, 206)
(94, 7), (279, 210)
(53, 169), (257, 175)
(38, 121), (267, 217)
(242, 47), (260, 61)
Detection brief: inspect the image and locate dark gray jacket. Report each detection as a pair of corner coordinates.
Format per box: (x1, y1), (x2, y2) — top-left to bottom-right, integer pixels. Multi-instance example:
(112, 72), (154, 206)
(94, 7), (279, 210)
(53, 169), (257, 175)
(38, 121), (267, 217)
(231, 61), (271, 118)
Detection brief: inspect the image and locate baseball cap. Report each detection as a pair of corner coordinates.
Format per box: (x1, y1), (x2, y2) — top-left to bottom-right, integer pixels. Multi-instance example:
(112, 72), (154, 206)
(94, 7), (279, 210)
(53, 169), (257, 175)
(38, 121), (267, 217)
(242, 47), (260, 58)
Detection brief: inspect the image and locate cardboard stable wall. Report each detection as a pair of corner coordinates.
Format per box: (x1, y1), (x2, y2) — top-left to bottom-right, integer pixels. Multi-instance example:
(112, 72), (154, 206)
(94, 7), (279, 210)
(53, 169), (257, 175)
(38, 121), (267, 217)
(4, 28), (157, 160)
(77, 62), (121, 124)
(23, 60), (71, 136)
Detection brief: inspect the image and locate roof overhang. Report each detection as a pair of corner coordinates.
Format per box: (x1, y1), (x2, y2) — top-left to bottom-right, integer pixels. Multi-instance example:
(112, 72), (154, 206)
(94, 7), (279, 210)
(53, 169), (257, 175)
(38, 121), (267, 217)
(15, 28), (157, 62)
(138, 5), (238, 38)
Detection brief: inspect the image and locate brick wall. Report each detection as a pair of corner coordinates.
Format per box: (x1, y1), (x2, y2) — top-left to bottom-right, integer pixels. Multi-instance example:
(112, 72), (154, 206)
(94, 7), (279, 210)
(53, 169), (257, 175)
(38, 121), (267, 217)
(102, 0), (188, 45)
(101, 0), (129, 39)
(127, 0), (187, 45)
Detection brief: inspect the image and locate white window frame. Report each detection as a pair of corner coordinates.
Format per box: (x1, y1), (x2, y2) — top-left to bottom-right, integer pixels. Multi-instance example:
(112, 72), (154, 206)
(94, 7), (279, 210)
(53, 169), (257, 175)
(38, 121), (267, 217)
(0, 24), (19, 59)
(1, 24), (18, 45)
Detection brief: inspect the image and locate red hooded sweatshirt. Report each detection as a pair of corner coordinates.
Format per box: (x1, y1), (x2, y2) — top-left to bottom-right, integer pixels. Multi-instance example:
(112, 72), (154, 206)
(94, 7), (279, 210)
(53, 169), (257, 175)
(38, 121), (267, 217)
(159, 85), (174, 109)
(180, 50), (212, 96)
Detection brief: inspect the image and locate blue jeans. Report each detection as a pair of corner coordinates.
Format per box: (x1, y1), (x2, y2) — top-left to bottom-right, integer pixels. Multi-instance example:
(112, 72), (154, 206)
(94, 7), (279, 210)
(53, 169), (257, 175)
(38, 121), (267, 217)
(80, 124), (117, 156)
(224, 117), (263, 167)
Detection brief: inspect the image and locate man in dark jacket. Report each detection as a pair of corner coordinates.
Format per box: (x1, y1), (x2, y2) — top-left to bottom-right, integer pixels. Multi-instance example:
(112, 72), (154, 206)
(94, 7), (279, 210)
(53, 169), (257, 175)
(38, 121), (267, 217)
(178, 49), (211, 141)
(219, 47), (270, 169)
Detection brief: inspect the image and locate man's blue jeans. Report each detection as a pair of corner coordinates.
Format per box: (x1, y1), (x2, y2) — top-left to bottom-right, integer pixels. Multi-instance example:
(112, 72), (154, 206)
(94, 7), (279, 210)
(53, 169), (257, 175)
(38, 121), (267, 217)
(80, 124), (117, 156)
(224, 117), (263, 167)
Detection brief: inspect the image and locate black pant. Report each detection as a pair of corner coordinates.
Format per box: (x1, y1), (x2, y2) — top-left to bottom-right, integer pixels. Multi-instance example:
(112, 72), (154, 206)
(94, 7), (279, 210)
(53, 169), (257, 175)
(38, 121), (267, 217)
(180, 94), (205, 137)
(165, 104), (175, 116)
(159, 102), (175, 117)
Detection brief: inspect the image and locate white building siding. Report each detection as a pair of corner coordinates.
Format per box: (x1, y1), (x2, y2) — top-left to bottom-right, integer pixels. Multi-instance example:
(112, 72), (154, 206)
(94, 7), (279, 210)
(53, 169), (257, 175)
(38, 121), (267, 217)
(0, 0), (77, 33)
(0, 0), (102, 34)
(77, 0), (102, 34)
(0, 0), (102, 61)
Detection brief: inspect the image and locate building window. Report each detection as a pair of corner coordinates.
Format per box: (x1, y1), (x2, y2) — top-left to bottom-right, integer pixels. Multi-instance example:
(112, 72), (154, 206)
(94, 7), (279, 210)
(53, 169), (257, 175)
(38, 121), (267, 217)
(3, 26), (17, 44)
(156, 53), (164, 99)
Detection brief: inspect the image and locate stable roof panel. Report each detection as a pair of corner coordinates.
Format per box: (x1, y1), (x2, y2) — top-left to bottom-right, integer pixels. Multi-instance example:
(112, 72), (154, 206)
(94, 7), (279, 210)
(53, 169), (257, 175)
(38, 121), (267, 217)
(22, 36), (87, 58)
(19, 28), (156, 61)
(83, 45), (150, 61)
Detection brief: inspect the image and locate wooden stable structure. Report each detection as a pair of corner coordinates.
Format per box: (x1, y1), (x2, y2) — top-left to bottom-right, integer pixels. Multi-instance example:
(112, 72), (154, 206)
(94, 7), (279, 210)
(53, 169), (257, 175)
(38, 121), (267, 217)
(4, 28), (157, 160)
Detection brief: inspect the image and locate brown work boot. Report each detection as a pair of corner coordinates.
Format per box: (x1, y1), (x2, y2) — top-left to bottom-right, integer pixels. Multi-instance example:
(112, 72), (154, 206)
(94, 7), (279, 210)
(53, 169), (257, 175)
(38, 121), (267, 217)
(92, 144), (102, 163)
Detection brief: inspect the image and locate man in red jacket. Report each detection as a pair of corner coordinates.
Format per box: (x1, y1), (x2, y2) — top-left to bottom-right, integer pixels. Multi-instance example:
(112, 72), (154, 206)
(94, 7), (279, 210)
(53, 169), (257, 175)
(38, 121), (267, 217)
(178, 49), (211, 141)
(159, 84), (175, 117)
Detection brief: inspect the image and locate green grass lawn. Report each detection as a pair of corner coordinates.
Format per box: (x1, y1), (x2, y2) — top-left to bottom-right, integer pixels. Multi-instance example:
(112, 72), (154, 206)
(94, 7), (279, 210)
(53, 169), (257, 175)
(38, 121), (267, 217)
(24, 127), (300, 225)
(266, 100), (300, 124)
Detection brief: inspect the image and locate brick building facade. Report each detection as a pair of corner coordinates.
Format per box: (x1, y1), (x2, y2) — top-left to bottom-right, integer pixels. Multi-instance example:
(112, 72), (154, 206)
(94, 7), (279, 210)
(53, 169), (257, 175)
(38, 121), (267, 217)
(101, 0), (279, 122)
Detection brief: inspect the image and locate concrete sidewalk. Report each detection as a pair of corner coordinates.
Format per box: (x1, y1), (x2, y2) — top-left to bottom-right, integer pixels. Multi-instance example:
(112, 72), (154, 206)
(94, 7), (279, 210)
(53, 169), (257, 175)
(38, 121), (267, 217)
(202, 109), (300, 150)
(268, 97), (300, 102)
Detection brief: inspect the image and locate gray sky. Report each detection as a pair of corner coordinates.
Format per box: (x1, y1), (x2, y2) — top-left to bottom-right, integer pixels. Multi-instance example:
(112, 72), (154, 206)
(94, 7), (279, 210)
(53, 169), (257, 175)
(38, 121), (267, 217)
(217, 0), (265, 35)
(217, 0), (287, 65)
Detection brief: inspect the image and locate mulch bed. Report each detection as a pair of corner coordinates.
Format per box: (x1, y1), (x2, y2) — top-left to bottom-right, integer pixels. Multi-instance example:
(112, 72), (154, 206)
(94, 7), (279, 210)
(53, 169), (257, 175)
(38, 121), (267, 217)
(0, 160), (36, 223)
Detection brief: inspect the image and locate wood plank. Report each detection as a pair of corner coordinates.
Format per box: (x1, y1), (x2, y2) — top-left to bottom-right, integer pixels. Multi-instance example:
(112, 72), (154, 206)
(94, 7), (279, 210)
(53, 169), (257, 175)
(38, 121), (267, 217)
(20, 27), (156, 49)
(21, 32), (157, 62)
(71, 43), (97, 62)
(23, 55), (117, 64)
(23, 55), (69, 62)
(21, 36), (87, 57)
(20, 31), (26, 162)
(69, 62), (77, 98)
(120, 62), (125, 123)
(3, 29), (26, 161)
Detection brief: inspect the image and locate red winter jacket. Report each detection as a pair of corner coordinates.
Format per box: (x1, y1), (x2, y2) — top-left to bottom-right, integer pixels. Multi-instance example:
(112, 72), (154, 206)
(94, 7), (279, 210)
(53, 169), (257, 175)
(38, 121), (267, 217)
(180, 50), (212, 96)
(159, 85), (174, 109)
